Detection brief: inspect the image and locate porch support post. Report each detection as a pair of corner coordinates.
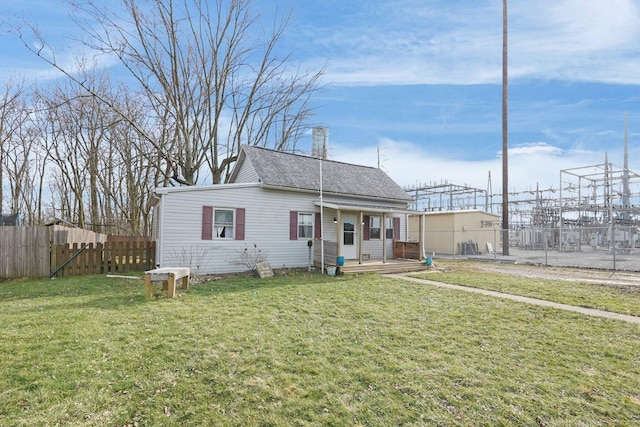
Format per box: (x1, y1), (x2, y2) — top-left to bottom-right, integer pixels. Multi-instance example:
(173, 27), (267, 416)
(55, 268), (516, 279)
(358, 211), (364, 264)
(382, 213), (387, 263)
(336, 209), (342, 258)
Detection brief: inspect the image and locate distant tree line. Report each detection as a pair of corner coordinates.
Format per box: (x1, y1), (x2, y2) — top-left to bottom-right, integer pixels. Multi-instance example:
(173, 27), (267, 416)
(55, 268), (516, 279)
(1, 0), (323, 235)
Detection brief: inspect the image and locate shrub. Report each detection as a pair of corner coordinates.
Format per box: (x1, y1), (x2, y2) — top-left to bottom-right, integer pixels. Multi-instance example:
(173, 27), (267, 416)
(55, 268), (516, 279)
(229, 243), (268, 274)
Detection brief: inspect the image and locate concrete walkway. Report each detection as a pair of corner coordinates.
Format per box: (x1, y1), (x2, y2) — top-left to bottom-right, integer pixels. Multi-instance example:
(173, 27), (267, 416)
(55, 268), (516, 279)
(391, 273), (640, 325)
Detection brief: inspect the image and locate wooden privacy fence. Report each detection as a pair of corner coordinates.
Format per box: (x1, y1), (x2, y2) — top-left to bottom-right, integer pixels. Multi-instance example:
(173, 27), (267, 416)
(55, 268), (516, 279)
(0, 226), (156, 279)
(0, 226), (51, 278)
(52, 241), (156, 277)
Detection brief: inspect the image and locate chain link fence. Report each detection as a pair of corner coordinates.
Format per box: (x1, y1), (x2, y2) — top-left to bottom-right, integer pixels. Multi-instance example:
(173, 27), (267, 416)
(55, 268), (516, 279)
(425, 224), (640, 272)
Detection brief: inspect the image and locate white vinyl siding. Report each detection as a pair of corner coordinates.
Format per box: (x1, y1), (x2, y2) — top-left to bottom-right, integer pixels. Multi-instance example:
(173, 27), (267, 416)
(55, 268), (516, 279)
(156, 184), (320, 274)
(231, 159), (260, 183)
(155, 185), (411, 274)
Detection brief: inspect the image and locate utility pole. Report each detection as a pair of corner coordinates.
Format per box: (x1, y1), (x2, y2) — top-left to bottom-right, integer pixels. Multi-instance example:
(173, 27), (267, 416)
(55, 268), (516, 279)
(502, 0), (510, 256)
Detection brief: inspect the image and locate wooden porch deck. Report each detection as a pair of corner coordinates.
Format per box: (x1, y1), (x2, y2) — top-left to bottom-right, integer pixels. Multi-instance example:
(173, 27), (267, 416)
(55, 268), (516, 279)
(337, 259), (429, 275)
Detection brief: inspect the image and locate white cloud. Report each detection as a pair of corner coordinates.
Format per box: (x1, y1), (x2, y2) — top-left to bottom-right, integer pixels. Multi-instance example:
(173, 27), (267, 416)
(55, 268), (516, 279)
(511, 0), (640, 83)
(546, 0), (638, 51)
(330, 137), (607, 193)
(505, 142), (563, 157)
(9, 0), (640, 86)
(301, 0), (640, 86)
(1, 3), (125, 84)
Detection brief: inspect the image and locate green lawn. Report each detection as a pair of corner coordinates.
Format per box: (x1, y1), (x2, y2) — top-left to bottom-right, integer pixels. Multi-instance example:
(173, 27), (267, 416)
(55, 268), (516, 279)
(412, 262), (640, 317)
(1, 272), (639, 426)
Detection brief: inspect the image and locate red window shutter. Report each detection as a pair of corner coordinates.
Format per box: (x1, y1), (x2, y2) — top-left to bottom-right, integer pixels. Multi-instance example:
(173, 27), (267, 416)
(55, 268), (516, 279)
(393, 217), (401, 240)
(202, 206), (213, 240)
(290, 211), (298, 240)
(363, 215), (370, 240)
(235, 208), (245, 240)
(314, 212), (322, 239)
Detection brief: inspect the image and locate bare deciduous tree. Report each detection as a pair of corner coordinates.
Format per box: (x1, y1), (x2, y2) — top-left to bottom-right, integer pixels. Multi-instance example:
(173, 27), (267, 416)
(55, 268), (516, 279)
(19, 0), (323, 186)
(39, 83), (91, 228)
(0, 80), (27, 215)
(101, 88), (159, 235)
(32, 74), (158, 235)
(5, 0), (323, 233)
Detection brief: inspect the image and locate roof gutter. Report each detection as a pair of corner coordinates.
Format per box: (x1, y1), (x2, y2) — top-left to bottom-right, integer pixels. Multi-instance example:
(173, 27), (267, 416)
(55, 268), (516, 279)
(152, 182), (261, 196)
(315, 201), (422, 215)
(260, 183), (413, 204)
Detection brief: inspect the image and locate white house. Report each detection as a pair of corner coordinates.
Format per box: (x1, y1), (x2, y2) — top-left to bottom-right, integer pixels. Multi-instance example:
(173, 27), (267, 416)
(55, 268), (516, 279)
(151, 145), (421, 274)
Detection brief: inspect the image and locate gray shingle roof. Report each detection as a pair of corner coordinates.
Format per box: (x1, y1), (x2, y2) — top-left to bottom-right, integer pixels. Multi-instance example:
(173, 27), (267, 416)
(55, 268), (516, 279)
(234, 145), (412, 202)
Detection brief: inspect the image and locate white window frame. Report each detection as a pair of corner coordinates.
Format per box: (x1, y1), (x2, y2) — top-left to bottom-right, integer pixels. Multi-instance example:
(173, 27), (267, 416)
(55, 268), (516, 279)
(214, 208), (235, 239)
(298, 212), (313, 239)
(370, 216), (381, 239)
(385, 217), (394, 239)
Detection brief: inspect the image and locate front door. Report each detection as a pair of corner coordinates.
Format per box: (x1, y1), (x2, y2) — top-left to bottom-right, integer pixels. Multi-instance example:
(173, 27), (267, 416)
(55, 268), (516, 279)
(341, 215), (358, 259)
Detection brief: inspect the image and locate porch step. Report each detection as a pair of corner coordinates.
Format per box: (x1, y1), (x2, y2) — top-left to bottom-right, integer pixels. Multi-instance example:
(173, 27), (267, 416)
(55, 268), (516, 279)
(339, 260), (428, 275)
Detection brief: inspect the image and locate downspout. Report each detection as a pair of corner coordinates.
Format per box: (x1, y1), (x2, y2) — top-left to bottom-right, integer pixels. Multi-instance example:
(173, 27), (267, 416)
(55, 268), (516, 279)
(156, 192), (164, 268)
(359, 211), (364, 264)
(319, 159), (324, 274)
(336, 209), (342, 259)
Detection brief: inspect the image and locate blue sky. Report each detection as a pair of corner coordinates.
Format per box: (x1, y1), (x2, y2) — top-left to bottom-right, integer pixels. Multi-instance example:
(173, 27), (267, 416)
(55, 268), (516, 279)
(3, 0), (640, 192)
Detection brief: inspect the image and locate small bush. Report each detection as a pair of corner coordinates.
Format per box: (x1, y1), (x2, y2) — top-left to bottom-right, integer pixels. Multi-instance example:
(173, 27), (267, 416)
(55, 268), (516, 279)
(229, 243), (268, 274)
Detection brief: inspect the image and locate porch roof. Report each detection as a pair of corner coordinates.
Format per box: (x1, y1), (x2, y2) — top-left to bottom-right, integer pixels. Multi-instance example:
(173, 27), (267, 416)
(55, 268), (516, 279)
(314, 201), (422, 215)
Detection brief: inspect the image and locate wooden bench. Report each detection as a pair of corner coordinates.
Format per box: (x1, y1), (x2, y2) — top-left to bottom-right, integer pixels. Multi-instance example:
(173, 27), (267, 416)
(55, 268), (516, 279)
(143, 267), (190, 298)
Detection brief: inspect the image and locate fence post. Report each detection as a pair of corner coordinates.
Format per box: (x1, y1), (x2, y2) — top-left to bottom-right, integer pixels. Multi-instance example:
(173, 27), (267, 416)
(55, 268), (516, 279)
(57, 244), (64, 277)
(70, 243), (78, 276)
(493, 226), (497, 262)
(544, 226), (548, 266)
(120, 241), (126, 272)
(114, 241), (119, 273)
(94, 242), (100, 274)
(50, 234), (56, 278)
(95, 242), (102, 273)
(612, 217), (617, 271)
(118, 241), (124, 272)
(125, 241), (131, 272)
(105, 241), (111, 274)
(134, 241), (140, 270)
(89, 243), (99, 274)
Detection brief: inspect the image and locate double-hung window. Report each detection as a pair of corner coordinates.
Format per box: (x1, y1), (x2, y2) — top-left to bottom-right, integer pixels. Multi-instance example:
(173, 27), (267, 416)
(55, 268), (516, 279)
(290, 211), (319, 240)
(385, 217), (394, 239)
(370, 216), (381, 239)
(214, 209), (234, 239)
(298, 213), (313, 238)
(202, 206), (245, 240)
